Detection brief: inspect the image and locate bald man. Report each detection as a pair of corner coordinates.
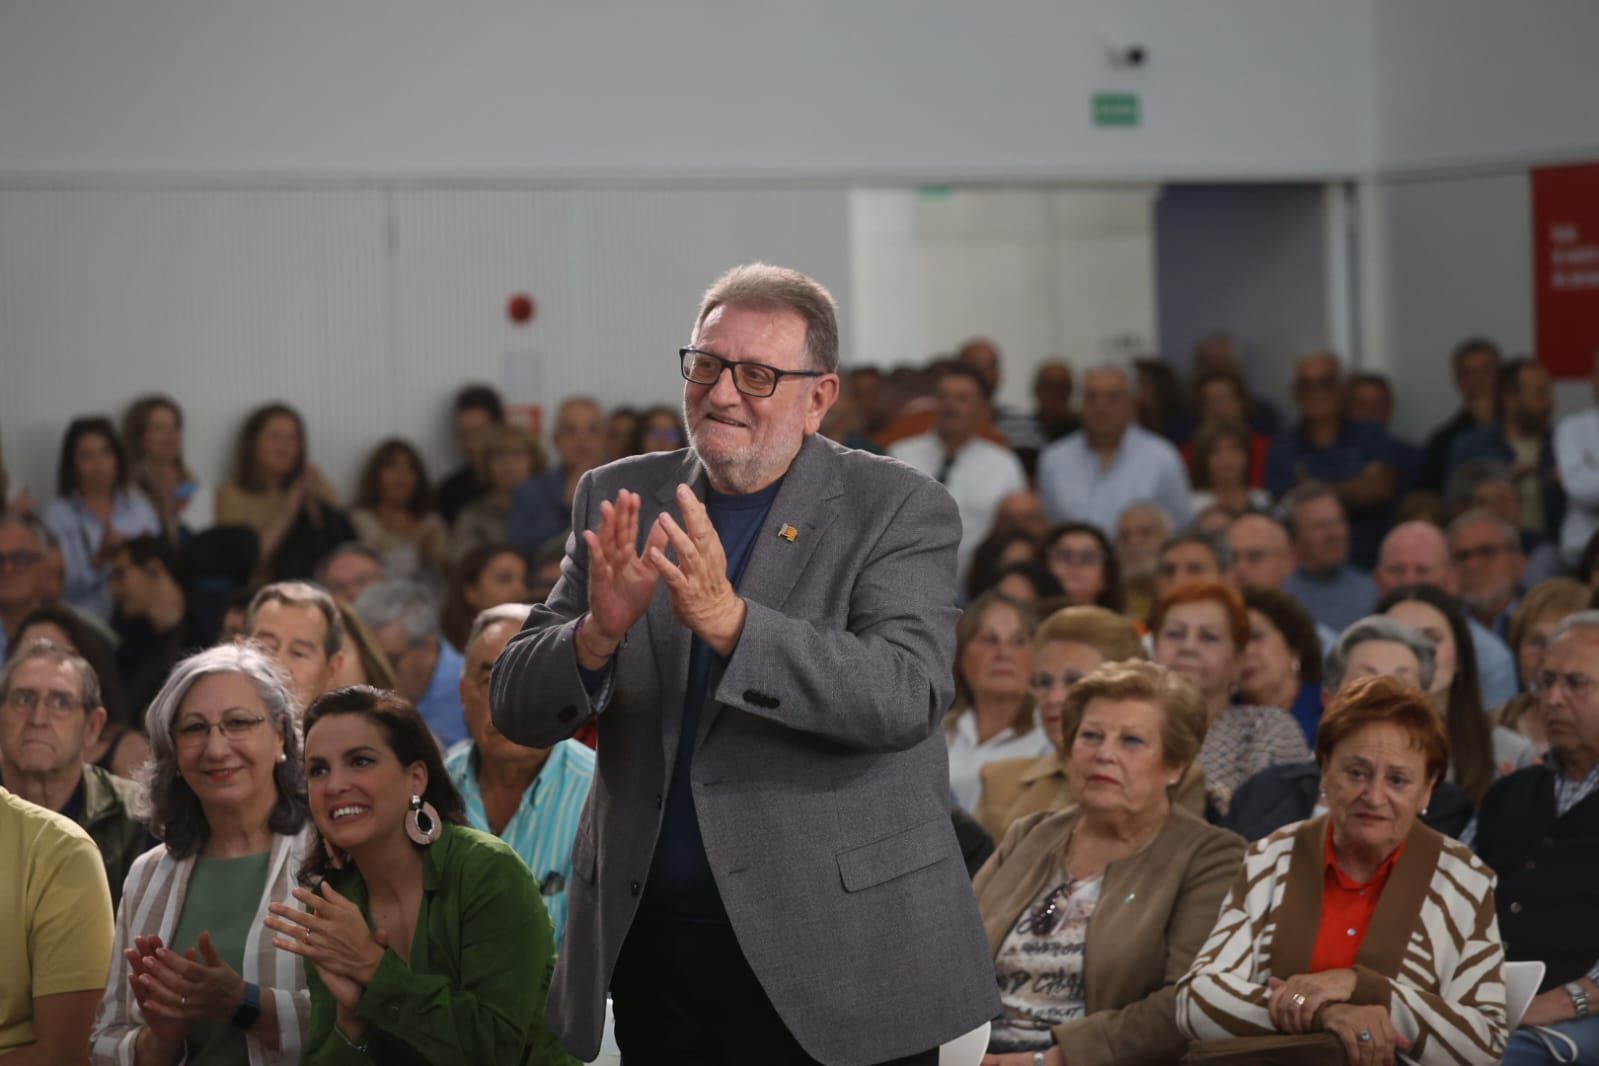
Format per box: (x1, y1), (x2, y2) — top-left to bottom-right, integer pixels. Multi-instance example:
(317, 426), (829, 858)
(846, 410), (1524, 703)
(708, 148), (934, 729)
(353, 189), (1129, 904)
(1373, 521), (1518, 708)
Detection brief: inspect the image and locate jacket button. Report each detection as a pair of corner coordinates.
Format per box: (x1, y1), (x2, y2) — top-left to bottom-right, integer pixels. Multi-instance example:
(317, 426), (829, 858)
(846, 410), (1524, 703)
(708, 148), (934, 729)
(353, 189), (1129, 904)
(1509, 901), (1523, 914)
(654, 794), (663, 810)
(387, 1003), (401, 1018)
(630, 880), (641, 897)
(1524, 860), (1536, 871)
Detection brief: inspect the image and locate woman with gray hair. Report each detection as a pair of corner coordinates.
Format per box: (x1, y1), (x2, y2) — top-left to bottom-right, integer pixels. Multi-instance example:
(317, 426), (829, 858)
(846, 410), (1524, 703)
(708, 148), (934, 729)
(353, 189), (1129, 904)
(1225, 616), (1477, 841)
(91, 643), (311, 1065)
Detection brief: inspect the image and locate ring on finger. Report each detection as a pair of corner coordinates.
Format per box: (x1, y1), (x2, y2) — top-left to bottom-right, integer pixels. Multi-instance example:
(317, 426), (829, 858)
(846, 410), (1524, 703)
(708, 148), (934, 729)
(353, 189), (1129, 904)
(1356, 1030), (1372, 1043)
(1291, 993), (1307, 1006)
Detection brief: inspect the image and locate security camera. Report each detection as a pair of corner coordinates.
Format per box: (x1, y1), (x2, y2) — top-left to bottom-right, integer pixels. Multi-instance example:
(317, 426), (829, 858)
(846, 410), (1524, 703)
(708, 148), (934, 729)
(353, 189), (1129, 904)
(1107, 44), (1147, 68)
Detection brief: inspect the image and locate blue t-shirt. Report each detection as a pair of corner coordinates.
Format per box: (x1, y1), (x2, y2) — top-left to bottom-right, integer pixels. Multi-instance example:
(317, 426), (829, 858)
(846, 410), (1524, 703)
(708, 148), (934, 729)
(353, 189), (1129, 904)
(1265, 419), (1404, 570)
(641, 478), (783, 922)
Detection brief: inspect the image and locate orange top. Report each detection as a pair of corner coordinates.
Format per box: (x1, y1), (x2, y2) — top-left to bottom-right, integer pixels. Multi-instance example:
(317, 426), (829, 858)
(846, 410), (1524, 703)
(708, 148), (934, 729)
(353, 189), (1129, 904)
(1309, 823), (1405, 973)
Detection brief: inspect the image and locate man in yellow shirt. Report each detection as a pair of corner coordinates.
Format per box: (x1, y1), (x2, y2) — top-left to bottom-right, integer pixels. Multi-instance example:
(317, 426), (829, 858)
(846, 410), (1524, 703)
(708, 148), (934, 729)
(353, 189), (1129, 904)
(0, 786), (114, 1061)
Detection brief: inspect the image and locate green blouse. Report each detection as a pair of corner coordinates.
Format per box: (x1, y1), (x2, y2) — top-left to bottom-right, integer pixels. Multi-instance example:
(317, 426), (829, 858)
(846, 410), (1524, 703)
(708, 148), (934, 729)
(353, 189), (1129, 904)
(303, 825), (576, 1066)
(170, 851), (272, 1066)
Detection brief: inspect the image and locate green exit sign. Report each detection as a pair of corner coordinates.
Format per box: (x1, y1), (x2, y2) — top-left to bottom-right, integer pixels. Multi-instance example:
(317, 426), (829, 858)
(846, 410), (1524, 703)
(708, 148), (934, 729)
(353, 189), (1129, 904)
(1093, 92), (1140, 127)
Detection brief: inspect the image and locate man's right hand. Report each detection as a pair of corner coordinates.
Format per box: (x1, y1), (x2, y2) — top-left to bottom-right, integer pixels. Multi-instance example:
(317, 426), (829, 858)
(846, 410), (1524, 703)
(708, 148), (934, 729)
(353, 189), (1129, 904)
(579, 490), (668, 668)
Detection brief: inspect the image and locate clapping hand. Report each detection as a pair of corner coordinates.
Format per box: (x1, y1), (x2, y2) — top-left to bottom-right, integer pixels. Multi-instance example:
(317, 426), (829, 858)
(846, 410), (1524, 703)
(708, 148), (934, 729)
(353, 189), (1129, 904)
(124, 936), (189, 1045)
(578, 490), (668, 665)
(137, 932), (248, 1024)
(264, 881), (385, 987)
(649, 485), (747, 656)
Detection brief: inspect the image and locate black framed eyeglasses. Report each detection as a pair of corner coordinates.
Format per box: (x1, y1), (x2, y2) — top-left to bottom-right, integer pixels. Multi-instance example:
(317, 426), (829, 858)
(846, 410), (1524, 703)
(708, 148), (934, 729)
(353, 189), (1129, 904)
(679, 348), (825, 399)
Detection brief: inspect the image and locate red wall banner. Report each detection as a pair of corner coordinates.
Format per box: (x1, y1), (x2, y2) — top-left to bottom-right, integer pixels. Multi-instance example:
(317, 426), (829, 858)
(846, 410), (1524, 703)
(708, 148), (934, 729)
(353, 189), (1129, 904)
(1532, 162), (1599, 379)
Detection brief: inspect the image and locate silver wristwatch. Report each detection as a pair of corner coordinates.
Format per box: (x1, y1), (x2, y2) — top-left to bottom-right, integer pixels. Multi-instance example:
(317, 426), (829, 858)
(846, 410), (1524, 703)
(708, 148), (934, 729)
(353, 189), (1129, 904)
(1033, 1053), (1047, 1066)
(1566, 981), (1592, 1019)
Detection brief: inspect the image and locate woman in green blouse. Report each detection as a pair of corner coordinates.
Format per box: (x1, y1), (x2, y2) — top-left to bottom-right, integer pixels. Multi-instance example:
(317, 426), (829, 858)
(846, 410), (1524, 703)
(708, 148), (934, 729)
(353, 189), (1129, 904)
(263, 686), (574, 1065)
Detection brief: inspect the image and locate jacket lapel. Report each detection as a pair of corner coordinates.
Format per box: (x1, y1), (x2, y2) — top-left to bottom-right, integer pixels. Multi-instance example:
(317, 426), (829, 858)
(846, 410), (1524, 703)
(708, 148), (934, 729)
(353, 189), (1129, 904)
(1354, 819), (1443, 979)
(647, 451), (706, 769)
(694, 435), (843, 751)
(1266, 816), (1328, 978)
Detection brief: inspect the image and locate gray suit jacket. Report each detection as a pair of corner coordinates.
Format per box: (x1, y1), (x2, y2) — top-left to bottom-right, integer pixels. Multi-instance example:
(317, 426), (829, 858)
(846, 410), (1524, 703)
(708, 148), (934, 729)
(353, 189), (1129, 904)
(490, 434), (1000, 1065)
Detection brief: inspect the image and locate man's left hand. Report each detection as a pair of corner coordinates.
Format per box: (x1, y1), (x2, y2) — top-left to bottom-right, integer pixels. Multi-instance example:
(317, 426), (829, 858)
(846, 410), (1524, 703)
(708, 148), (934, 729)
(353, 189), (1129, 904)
(649, 484), (747, 657)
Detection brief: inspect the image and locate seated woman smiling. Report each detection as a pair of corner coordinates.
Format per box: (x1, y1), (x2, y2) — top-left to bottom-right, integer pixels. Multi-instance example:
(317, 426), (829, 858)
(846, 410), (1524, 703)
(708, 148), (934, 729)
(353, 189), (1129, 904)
(1177, 675), (1508, 1066)
(973, 661), (1245, 1066)
(263, 687), (573, 1065)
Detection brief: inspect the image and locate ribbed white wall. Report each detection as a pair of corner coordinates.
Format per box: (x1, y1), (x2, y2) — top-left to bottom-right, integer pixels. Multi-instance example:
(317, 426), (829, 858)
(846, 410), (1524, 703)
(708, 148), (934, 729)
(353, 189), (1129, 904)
(0, 186), (849, 501)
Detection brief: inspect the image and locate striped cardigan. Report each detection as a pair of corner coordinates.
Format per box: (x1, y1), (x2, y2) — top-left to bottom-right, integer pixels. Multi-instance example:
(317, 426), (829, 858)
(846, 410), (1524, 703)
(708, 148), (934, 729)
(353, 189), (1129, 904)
(90, 830), (311, 1066)
(1175, 815), (1507, 1065)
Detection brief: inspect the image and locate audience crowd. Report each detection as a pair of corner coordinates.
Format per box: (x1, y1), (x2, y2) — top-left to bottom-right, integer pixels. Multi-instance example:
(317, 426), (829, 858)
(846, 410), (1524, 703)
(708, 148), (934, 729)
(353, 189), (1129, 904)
(4, 331), (1599, 1064)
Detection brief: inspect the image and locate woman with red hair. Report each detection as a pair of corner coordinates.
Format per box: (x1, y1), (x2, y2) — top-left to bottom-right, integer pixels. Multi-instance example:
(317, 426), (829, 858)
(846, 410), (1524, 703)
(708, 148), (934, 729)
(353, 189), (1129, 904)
(1152, 581), (1309, 818)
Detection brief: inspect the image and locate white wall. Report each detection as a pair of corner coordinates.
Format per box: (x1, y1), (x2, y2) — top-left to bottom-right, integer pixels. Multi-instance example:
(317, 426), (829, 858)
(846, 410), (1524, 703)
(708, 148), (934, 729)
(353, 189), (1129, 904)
(1370, 170), (1592, 440)
(1372, 2), (1599, 173)
(0, 0), (1376, 181)
(0, 186), (848, 500)
(849, 188), (1157, 409)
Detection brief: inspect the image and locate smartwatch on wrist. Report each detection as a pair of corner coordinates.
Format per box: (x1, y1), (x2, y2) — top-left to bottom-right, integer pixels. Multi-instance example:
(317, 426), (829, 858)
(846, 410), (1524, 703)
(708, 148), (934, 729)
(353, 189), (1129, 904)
(229, 981), (262, 1030)
(1566, 981), (1592, 1019)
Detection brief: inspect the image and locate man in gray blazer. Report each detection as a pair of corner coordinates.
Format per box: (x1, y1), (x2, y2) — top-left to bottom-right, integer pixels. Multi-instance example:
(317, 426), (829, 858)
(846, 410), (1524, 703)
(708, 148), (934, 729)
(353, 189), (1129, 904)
(491, 264), (999, 1065)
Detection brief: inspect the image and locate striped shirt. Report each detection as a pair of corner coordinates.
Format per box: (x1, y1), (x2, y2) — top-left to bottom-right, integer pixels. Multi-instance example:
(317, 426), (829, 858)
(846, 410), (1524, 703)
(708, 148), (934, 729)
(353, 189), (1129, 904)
(444, 738), (594, 952)
(91, 831), (310, 1066)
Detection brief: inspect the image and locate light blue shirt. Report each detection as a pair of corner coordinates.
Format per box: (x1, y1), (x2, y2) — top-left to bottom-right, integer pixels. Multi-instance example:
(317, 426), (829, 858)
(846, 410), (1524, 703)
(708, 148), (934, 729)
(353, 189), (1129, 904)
(443, 739), (595, 952)
(1466, 616), (1517, 711)
(1036, 425), (1192, 531)
(1282, 565), (1376, 634)
(416, 639), (468, 749)
(42, 490), (161, 621)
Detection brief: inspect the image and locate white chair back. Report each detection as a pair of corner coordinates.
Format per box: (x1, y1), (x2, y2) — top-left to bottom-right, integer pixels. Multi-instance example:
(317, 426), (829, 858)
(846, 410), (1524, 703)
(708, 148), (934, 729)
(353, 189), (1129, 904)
(938, 1021), (992, 1066)
(585, 997), (622, 1065)
(1504, 959), (1547, 1030)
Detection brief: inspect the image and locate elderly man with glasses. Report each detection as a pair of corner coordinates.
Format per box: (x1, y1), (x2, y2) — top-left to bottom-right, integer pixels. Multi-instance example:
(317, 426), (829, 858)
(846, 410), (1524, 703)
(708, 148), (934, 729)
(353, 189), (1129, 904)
(492, 264), (998, 1066)
(0, 639), (151, 909)
(1477, 611), (1599, 1064)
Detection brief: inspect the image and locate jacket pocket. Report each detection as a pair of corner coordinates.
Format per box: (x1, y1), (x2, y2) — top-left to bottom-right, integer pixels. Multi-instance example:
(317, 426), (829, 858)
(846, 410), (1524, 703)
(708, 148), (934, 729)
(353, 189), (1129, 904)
(836, 816), (954, 892)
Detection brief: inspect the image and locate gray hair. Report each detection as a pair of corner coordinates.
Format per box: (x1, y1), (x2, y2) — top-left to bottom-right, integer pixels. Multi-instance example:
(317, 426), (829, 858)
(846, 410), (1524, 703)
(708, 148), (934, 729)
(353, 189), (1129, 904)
(465, 603), (533, 656)
(1324, 615), (1436, 694)
(141, 643), (308, 859)
(0, 510), (49, 550)
(1081, 362), (1133, 387)
(246, 580), (344, 659)
(1160, 529), (1234, 572)
(0, 638), (102, 712)
(1444, 458), (1514, 515)
(1447, 507), (1522, 552)
(1548, 609), (1599, 648)
(313, 541), (385, 585)
(354, 579), (441, 647)
(695, 263), (841, 373)
(1281, 480), (1341, 536)
(1117, 499), (1174, 534)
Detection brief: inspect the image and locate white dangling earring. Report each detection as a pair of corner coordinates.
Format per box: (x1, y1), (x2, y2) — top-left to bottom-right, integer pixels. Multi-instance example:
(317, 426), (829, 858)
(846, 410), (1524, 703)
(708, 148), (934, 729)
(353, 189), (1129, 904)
(405, 793), (442, 846)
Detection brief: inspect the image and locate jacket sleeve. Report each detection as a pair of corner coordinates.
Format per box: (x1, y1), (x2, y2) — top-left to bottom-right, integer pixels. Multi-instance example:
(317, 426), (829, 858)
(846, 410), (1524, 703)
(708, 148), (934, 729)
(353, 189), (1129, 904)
(1056, 831), (1245, 1066)
(346, 847), (575, 1064)
(1174, 848), (1281, 1040)
(711, 476), (962, 752)
(489, 472), (607, 751)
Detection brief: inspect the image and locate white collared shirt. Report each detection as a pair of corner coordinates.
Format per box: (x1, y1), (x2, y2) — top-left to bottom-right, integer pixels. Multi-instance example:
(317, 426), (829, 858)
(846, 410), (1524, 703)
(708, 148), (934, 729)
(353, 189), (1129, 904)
(944, 709), (1053, 812)
(890, 432), (1026, 582)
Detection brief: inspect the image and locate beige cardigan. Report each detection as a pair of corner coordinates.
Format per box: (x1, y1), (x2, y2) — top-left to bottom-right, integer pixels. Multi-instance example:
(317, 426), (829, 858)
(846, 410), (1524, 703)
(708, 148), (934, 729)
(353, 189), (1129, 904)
(974, 753), (1209, 842)
(972, 805), (1245, 1066)
(1175, 814), (1508, 1064)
